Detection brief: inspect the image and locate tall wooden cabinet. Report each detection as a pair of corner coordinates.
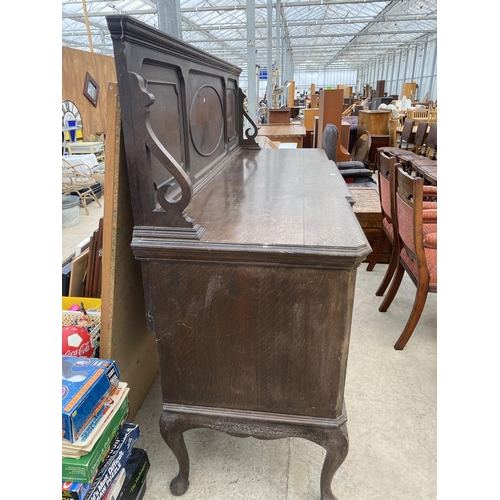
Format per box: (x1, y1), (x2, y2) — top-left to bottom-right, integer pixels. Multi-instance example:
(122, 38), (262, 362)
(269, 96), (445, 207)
(318, 89), (350, 160)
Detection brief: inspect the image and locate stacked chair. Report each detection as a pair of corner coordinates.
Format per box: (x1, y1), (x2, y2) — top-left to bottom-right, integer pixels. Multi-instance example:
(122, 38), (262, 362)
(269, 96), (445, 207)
(366, 150), (437, 350)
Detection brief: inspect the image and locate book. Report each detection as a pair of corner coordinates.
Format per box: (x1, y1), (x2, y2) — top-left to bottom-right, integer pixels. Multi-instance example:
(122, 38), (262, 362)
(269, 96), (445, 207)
(62, 395), (129, 483)
(117, 448), (150, 500)
(63, 382), (129, 459)
(84, 423), (140, 500)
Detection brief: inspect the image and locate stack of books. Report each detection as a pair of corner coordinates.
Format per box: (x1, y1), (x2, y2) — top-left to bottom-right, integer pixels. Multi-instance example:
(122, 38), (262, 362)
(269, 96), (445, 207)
(62, 357), (150, 500)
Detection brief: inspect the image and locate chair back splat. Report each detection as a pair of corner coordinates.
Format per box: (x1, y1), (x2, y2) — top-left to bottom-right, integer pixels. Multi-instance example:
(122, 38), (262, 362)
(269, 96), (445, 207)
(350, 129), (372, 165)
(398, 119), (414, 149)
(413, 121), (429, 156)
(424, 123), (437, 159)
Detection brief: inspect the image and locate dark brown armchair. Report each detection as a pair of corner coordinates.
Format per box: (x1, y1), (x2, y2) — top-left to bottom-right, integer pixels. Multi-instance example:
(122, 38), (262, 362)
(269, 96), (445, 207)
(322, 123), (375, 186)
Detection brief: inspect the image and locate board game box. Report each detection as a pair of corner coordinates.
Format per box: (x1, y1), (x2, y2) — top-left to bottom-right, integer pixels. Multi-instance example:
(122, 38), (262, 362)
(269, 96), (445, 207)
(62, 395), (129, 483)
(117, 448), (150, 500)
(62, 356), (120, 443)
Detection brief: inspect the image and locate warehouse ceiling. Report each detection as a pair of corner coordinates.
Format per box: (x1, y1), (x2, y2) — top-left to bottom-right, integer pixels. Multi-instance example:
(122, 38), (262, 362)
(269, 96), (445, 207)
(62, 0), (437, 73)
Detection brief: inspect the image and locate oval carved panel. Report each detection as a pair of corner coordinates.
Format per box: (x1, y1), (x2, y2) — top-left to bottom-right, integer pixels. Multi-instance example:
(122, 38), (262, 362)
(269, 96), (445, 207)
(190, 85), (224, 157)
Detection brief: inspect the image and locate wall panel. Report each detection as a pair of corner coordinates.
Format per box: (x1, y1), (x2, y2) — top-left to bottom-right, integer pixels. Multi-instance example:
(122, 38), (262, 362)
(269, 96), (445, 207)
(62, 47), (117, 137)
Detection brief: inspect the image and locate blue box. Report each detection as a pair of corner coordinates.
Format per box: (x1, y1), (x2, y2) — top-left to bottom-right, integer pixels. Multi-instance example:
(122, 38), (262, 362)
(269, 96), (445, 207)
(62, 356), (120, 443)
(62, 481), (91, 500)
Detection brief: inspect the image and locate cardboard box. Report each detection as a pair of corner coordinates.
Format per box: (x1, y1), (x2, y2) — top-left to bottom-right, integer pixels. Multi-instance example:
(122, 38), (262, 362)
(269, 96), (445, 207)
(62, 357), (120, 443)
(85, 423), (140, 500)
(62, 395), (129, 483)
(63, 382), (129, 459)
(117, 448), (150, 500)
(62, 481), (91, 500)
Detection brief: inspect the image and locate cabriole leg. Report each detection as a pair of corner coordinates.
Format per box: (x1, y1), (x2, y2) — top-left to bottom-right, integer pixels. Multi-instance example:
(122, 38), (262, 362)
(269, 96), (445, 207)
(319, 423), (349, 500)
(160, 412), (190, 496)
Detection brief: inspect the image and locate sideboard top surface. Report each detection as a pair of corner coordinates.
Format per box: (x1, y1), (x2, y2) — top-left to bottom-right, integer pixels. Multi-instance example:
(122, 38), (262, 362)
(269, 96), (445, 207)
(189, 148), (365, 248)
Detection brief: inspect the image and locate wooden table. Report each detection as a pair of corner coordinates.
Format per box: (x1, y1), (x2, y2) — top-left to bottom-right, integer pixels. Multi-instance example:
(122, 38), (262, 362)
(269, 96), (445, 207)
(410, 158), (437, 185)
(257, 123), (306, 148)
(350, 186), (391, 264)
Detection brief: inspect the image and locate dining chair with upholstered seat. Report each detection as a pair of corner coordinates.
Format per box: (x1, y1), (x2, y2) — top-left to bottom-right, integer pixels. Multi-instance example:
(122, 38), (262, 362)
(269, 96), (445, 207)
(366, 150), (436, 292)
(378, 165), (437, 350)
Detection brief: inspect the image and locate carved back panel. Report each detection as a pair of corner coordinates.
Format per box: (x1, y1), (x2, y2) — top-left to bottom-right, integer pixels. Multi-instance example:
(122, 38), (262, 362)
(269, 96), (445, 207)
(107, 16), (255, 233)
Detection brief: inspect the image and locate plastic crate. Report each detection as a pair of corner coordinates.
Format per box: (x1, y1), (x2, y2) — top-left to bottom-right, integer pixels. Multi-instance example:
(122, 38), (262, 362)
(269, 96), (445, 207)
(62, 297), (102, 356)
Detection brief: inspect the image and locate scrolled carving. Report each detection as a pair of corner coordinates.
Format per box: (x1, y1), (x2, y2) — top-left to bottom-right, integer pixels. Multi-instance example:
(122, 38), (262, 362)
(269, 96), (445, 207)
(238, 88), (260, 149)
(128, 71), (200, 231)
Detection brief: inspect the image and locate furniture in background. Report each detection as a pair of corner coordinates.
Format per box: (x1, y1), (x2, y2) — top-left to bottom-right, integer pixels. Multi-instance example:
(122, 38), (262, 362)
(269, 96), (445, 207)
(350, 186), (392, 264)
(423, 123), (437, 159)
(393, 121), (429, 171)
(397, 119), (415, 149)
(379, 165), (437, 350)
(108, 14), (370, 499)
(66, 141), (105, 164)
(303, 108), (319, 147)
(63, 153), (99, 171)
(322, 123), (375, 187)
(62, 157), (102, 215)
(358, 109), (391, 136)
(366, 151), (399, 293)
(257, 123), (306, 147)
(268, 108), (292, 124)
(318, 88), (350, 161)
(358, 109), (391, 168)
(406, 107), (429, 125)
(338, 129), (372, 170)
(401, 82), (417, 100)
(410, 157), (438, 186)
(412, 121), (429, 156)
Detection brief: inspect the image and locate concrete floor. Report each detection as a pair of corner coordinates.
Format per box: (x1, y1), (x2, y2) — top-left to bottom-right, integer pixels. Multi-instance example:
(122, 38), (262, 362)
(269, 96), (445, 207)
(62, 199), (437, 500)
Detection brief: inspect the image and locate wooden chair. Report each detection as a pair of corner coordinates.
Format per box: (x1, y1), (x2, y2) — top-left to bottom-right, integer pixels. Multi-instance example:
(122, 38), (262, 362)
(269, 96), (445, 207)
(407, 108), (429, 125)
(62, 158), (102, 215)
(398, 119), (415, 149)
(379, 165), (437, 350)
(366, 151), (399, 295)
(428, 108), (437, 123)
(424, 123), (437, 159)
(394, 121), (430, 172)
(413, 121), (429, 156)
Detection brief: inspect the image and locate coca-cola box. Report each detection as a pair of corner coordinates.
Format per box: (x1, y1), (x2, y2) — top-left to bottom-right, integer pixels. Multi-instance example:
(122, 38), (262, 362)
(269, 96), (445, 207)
(62, 356), (120, 443)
